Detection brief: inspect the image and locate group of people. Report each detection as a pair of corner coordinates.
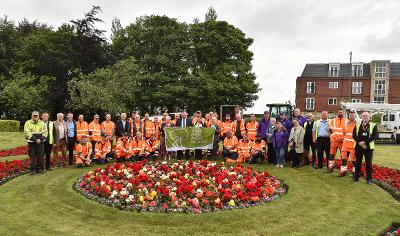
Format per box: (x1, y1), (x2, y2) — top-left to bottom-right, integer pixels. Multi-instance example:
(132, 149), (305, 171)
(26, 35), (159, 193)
(24, 107), (378, 184)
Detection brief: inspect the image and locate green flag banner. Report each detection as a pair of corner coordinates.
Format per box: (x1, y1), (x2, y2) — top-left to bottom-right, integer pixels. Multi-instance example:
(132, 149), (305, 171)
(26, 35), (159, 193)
(165, 127), (215, 151)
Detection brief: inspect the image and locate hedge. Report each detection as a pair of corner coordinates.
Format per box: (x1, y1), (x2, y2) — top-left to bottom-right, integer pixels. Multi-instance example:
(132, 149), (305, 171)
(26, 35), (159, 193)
(0, 120), (20, 132)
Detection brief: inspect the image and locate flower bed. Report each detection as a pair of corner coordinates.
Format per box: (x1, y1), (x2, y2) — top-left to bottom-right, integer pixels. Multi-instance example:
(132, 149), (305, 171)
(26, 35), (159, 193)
(75, 160), (288, 213)
(0, 159), (30, 185)
(332, 159), (400, 200)
(379, 222), (400, 236)
(0, 146), (28, 158)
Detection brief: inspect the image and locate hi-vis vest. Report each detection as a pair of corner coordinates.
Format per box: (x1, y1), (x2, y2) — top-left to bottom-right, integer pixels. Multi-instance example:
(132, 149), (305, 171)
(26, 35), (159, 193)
(47, 121), (54, 144)
(342, 120), (356, 148)
(77, 121), (89, 141)
(329, 117), (347, 140)
(354, 122), (377, 150)
(314, 119), (330, 138)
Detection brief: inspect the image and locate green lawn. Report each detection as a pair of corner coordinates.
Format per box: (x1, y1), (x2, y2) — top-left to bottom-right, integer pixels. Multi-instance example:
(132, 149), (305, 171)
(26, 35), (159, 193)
(0, 164), (399, 236)
(0, 132), (25, 150)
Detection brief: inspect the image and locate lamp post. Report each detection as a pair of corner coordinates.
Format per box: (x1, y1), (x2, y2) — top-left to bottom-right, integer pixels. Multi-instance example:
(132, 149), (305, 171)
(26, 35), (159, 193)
(349, 51), (352, 100)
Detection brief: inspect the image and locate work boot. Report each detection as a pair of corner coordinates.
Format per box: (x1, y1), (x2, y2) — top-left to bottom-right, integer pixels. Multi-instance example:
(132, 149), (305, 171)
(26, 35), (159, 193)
(327, 161), (334, 173)
(338, 166), (347, 177)
(30, 170), (36, 175)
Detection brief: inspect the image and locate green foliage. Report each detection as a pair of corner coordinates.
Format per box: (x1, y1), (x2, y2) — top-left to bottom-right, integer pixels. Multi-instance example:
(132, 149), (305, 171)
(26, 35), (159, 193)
(0, 71), (54, 119)
(1, 7), (259, 117)
(0, 120), (20, 132)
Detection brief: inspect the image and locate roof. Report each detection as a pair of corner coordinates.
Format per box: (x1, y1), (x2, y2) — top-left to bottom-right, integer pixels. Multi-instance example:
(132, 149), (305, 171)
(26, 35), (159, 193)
(300, 62), (400, 77)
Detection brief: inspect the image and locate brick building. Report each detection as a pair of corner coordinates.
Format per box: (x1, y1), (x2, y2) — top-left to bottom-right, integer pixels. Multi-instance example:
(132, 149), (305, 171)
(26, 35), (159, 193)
(295, 60), (400, 112)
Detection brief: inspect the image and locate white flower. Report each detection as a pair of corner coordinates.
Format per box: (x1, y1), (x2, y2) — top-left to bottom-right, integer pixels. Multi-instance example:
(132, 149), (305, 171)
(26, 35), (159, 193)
(162, 161), (168, 165)
(126, 183), (133, 188)
(196, 189), (203, 194)
(100, 181), (105, 186)
(127, 174), (133, 179)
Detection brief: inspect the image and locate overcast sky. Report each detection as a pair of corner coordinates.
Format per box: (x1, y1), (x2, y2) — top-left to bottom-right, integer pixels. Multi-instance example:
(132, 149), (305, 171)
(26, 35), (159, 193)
(2, 0), (400, 113)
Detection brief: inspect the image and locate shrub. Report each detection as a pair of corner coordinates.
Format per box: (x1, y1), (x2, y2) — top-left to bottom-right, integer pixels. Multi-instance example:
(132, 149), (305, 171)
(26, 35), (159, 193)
(0, 120), (20, 132)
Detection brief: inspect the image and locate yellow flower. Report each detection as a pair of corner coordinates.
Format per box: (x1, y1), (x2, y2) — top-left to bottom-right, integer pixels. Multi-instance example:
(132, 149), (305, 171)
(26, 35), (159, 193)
(150, 191), (157, 197)
(228, 199), (236, 207)
(139, 196), (144, 202)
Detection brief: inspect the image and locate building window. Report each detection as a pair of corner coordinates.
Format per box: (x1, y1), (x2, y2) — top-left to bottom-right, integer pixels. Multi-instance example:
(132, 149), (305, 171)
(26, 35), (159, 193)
(352, 64), (363, 77)
(329, 64), (339, 77)
(329, 81), (338, 89)
(306, 98), (315, 110)
(352, 82), (362, 94)
(328, 98), (337, 105)
(375, 62), (387, 78)
(306, 82), (315, 94)
(373, 95), (385, 104)
(374, 79), (386, 95)
(351, 98), (361, 103)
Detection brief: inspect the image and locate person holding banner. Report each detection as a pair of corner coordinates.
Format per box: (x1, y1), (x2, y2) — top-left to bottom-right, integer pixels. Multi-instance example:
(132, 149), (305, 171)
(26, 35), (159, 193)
(209, 116), (221, 160)
(175, 111), (192, 160)
(222, 131), (239, 162)
(160, 116), (175, 160)
(193, 117), (206, 160)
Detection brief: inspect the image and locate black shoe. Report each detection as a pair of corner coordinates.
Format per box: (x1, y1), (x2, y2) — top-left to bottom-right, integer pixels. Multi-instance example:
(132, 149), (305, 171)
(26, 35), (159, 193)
(353, 175), (359, 182)
(36, 169), (44, 174)
(46, 167), (53, 171)
(366, 180), (373, 185)
(30, 171), (36, 175)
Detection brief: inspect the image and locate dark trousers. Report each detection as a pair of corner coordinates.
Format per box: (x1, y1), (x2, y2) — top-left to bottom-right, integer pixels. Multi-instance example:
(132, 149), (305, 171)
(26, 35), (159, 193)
(249, 151), (263, 164)
(210, 140), (219, 159)
(194, 149), (202, 160)
(67, 137), (76, 165)
(53, 139), (68, 166)
(43, 141), (52, 169)
(177, 150), (190, 159)
(304, 141), (316, 165)
(290, 149), (301, 167)
(355, 148), (373, 181)
(267, 142), (276, 164)
(222, 148), (238, 160)
(28, 142), (44, 172)
(317, 137), (330, 168)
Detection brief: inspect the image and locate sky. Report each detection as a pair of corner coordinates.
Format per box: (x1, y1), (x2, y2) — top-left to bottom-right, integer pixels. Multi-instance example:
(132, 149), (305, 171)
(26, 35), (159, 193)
(2, 0), (400, 113)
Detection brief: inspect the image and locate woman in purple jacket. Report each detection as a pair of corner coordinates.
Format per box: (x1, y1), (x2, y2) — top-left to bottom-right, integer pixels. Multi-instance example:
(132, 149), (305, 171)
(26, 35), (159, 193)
(273, 122), (289, 167)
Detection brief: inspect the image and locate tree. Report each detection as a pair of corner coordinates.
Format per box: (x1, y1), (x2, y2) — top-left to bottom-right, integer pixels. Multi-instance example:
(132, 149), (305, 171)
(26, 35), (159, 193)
(205, 7), (217, 21)
(0, 71), (55, 119)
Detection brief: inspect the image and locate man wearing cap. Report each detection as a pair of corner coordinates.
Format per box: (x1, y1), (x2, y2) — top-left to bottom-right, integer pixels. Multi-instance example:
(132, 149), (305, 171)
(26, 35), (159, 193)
(257, 111), (270, 142)
(24, 111), (48, 174)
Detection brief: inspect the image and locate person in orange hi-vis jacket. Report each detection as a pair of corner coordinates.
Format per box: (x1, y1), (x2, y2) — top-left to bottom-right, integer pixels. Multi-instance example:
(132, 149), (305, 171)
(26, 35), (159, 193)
(145, 133), (160, 161)
(153, 116), (161, 140)
(328, 109), (348, 172)
(76, 114), (89, 142)
(249, 137), (266, 164)
(130, 132), (147, 161)
(89, 114), (102, 156)
(221, 114), (236, 139)
(75, 135), (92, 167)
(237, 133), (252, 163)
(339, 111), (357, 176)
(142, 113), (156, 140)
(246, 114), (259, 141)
(223, 131), (239, 162)
(101, 113), (115, 146)
(94, 134), (112, 164)
(114, 132), (132, 162)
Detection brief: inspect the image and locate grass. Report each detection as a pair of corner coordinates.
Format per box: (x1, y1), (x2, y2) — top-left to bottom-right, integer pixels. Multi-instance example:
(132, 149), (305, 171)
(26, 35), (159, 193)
(1, 132), (400, 235)
(0, 132), (25, 150)
(0, 164), (399, 236)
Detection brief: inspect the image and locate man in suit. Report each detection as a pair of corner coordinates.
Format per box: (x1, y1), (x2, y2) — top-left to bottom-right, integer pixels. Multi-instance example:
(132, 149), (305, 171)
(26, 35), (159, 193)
(41, 112), (54, 171)
(115, 113), (130, 138)
(53, 113), (68, 167)
(175, 111), (192, 159)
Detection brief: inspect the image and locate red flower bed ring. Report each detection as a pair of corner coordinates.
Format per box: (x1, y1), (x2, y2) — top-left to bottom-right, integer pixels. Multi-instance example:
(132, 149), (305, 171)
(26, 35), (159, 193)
(75, 160), (287, 213)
